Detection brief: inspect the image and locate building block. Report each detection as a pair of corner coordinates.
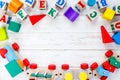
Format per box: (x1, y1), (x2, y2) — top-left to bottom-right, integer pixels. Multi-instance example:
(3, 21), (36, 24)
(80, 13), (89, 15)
(96, 0), (107, 12)
(102, 61), (116, 72)
(64, 72), (73, 80)
(79, 72), (88, 80)
(48, 64), (56, 70)
(16, 8), (28, 20)
(47, 8), (58, 18)
(101, 26), (114, 43)
(86, 10), (98, 21)
(111, 21), (120, 32)
(90, 62), (98, 70)
(61, 64), (69, 70)
(29, 14), (46, 25)
(39, 0), (47, 10)
(30, 63), (38, 69)
(87, 0), (96, 7)
(96, 66), (110, 77)
(0, 1), (8, 10)
(109, 57), (120, 68)
(0, 26), (8, 41)
(112, 32), (120, 44)
(80, 63), (88, 70)
(64, 7), (79, 22)
(102, 8), (115, 20)
(4, 45), (18, 62)
(8, 21), (21, 32)
(25, 0), (35, 7)
(113, 5), (120, 15)
(105, 50), (113, 58)
(55, 0), (66, 9)
(0, 48), (7, 58)
(8, 0), (23, 13)
(75, 0), (86, 12)
(5, 60), (22, 77)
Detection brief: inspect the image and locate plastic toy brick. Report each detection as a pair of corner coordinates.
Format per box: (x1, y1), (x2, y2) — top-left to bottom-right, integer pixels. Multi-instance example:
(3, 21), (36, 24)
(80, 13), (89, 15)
(16, 8), (28, 20)
(0, 1), (8, 10)
(96, 0), (107, 12)
(47, 8), (58, 18)
(109, 57), (120, 68)
(79, 72), (88, 80)
(86, 10), (98, 21)
(75, 0), (86, 12)
(8, 21), (21, 32)
(0, 26), (8, 41)
(3, 45), (18, 62)
(39, 0), (47, 10)
(55, 0), (66, 9)
(8, 0), (23, 13)
(112, 32), (120, 44)
(96, 66), (110, 77)
(5, 60), (22, 77)
(87, 0), (96, 7)
(64, 72), (73, 80)
(102, 8), (115, 20)
(25, 0), (36, 7)
(61, 64), (69, 70)
(64, 7), (79, 22)
(111, 20), (120, 32)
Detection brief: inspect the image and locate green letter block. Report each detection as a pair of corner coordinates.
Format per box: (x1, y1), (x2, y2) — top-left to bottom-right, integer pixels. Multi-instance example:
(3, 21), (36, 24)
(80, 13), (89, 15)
(48, 8), (58, 18)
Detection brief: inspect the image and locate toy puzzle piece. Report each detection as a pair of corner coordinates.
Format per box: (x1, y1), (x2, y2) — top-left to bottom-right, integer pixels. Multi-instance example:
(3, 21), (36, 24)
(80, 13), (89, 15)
(0, 26), (8, 41)
(29, 14), (46, 25)
(47, 8), (58, 18)
(109, 57), (120, 68)
(96, 0), (107, 12)
(39, 0), (47, 10)
(25, 0), (36, 7)
(112, 32), (120, 44)
(56, 0), (66, 9)
(101, 26), (114, 43)
(64, 7), (79, 22)
(87, 0), (96, 7)
(111, 21), (120, 32)
(79, 72), (88, 80)
(75, 0), (86, 12)
(5, 60), (22, 77)
(86, 10), (98, 21)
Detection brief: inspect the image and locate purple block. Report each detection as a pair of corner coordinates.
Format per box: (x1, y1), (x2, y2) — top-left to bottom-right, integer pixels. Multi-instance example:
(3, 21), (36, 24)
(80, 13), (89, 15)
(64, 7), (79, 22)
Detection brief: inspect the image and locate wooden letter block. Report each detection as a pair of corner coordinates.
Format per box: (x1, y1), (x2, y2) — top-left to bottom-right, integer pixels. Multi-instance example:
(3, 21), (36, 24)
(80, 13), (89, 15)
(75, 0), (86, 12)
(113, 5), (120, 15)
(25, 0), (35, 7)
(0, 26), (8, 41)
(39, 0), (47, 10)
(16, 8), (28, 20)
(55, 0), (66, 9)
(86, 10), (98, 21)
(0, 15), (12, 24)
(0, 1), (8, 10)
(111, 21), (120, 32)
(47, 8), (58, 18)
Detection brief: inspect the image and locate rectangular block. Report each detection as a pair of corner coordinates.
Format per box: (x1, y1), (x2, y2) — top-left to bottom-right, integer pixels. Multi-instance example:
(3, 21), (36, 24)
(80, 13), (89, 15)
(0, 1), (8, 10)
(0, 26), (8, 41)
(4, 45), (18, 62)
(25, 0), (36, 7)
(111, 21), (120, 32)
(0, 15), (12, 24)
(16, 8), (28, 20)
(75, 0), (86, 12)
(39, 0), (47, 10)
(47, 8), (58, 18)
(55, 0), (66, 9)
(5, 60), (22, 77)
(86, 10), (98, 21)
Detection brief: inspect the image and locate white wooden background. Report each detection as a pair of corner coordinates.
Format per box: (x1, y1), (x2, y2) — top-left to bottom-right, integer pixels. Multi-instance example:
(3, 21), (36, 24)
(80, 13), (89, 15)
(1, 0), (120, 80)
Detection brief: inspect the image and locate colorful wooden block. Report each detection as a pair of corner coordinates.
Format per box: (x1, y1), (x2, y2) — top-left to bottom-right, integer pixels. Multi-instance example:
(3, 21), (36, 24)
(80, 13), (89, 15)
(112, 32), (120, 44)
(8, 0), (23, 13)
(86, 10), (98, 21)
(109, 57), (120, 68)
(64, 7), (79, 22)
(55, 0), (66, 9)
(8, 21), (21, 32)
(96, 66), (110, 77)
(23, 58), (30, 67)
(5, 60), (22, 77)
(102, 8), (115, 20)
(111, 21), (120, 32)
(75, 0), (86, 12)
(0, 26), (8, 41)
(113, 5), (120, 15)
(96, 0), (107, 12)
(0, 15), (12, 24)
(48, 64), (56, 70)
(47, 8), (58, 18)
(0, 1), (8, 10)
(64, 72), (73, 80)
(87, 0), (96, 7)
(25, 0), (35, 7)
(79, 72), (88, 80)
(39, 0), (47, 10)
(61, 64), (69, 70)
(105, 50), (113, 58)
(90, 62), (98, 70)
(80, 63), (89, 70)
(16, 8), (28, 20)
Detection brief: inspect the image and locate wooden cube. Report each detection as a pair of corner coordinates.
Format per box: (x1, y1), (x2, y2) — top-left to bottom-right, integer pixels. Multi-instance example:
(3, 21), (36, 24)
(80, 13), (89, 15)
(102, 8), (115, 20)
(47, 8), (58, 18)
(8, 0), (23, 13)
(55, 0), (66, 9)
(75, 0), (86, 12)
(16, 8), (28, 20)
(111, 21), (120, 32)
(0, 26), (8, 41)
(25, 0), (36, 7)
(0, 1), (8, 10)
(39, 0), (47, 10)
(0, 15), (12, 24)
(113, 5), (120, 15)
(86, 10), (98, 21)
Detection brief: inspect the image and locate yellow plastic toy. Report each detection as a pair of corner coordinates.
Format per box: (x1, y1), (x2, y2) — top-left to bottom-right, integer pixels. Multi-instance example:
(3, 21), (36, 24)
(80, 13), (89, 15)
(102, 8), (115, 20)
(0, 27), (8, 41)
(79, 72), (88, 80)
(64, 72), (73, 80)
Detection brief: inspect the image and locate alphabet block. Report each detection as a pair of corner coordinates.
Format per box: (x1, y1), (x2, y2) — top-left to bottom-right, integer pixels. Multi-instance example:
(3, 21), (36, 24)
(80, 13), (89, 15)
(39, 0), (47, 10)
(75, 0), (86, 12)
(0, 1), (8, 10)
(0, 26), (8, 41)
(25, 0), (36, 7)
(47, 8), (58, 18)
(113, 5), (120, 15)
(16, 8), (28, 20)
(55, 0), (66, 9)
(0, 15), (12, 24)
(86, 10), (98, 21)
(111, 21), (120, 32)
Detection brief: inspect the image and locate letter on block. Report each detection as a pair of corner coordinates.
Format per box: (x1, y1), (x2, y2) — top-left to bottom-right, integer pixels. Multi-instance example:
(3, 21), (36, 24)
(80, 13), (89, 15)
(75, 0), (86, 12)
(25, 0), (35, 7)
(96, 0), (107, 12)
(0, 1), (8, 10)
(47, 8), (58, 18)
(55, 0), (66, 9)
(39, 0), (47, 10)
(86, 10), (98, 21)
(111, 21), (120, 32)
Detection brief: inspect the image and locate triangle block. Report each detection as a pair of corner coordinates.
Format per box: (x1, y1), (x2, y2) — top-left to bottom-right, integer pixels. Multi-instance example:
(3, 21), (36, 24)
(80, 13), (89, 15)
(101, 26), (114, 43)
(29, 14), (46, 25)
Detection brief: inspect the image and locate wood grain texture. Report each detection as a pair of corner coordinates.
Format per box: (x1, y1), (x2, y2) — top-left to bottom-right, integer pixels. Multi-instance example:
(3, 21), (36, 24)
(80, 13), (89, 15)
(1, 0), (120, 80)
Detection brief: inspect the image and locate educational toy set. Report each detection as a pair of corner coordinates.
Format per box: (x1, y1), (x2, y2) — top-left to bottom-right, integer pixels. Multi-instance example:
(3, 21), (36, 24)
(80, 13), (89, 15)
(0, 0), (120, 80)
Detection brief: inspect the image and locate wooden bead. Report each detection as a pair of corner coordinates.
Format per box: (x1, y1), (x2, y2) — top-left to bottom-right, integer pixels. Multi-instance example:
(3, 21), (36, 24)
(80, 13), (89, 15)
(23, 58), (30, 67)
(30, 63), (37, 69)
(48, 64), (56, 70)
(0, 48), (7, 58)
(80, 63), (88, 70)
(12, 42), (19, 51)
(90, 62), (98, 70)
(105, 50), (113, 58)
(61, 64), (69, 70)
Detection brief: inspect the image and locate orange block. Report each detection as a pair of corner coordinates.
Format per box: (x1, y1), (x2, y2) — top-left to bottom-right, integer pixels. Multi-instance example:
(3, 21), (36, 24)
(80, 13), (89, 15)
(17, 59), (24, 69)
(8, 0), (23, 13)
